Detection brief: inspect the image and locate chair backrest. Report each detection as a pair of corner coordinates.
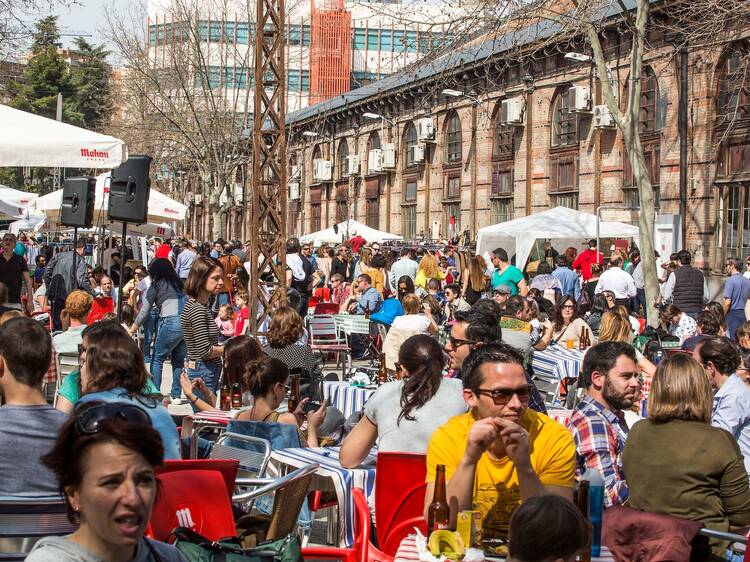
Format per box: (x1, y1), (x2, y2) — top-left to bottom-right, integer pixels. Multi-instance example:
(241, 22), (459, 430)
(309, 314), (341, 343)
(374, 452), (428, 555)
(150, 469), (236, 541)
(57, 353), (79, 380)
(314, 302), (340, 315)
(227, 419), (304, 450)
(212, 432), (271, 479)
(265, 464), (317, 540)
(156, 459), (239, 502)
(0, 496), (76, 560)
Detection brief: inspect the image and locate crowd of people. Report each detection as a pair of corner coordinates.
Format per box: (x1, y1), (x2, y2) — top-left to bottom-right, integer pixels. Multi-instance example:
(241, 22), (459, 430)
(4, 227), (750, 561)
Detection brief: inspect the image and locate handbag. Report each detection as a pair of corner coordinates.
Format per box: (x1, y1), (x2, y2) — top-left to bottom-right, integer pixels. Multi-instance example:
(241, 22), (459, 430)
(169, 527), (303, 562)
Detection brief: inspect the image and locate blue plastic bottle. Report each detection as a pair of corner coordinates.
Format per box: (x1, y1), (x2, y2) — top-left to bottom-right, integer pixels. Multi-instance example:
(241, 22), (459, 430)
(583, 466), (604, 556)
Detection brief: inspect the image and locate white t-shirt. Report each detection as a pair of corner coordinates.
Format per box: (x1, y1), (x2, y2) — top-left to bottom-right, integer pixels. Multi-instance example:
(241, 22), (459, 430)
(137, 276), (152, 307)
(33, 284), (46, 312)
(391, 314), (431, 333)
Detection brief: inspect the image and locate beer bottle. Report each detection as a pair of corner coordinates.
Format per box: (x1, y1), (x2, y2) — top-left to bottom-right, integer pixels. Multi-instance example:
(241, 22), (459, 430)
(220, 379), (232, 411)
(288, 373), (301, 412)
(427, 464), (450, 532)
(578, 325), (587, 350)
(378, 352), (388, 385)
(575, 480), (591, 562)
(231, 380), (242, 409)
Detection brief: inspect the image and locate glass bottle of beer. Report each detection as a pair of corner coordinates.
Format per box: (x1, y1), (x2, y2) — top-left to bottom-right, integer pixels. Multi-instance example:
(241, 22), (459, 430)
(427, 464), (450, 532)
(378, 352), (388, 385)
(220, 379), (232, 411)
(288, 373), (301, 412)
(231, 380), (242, 409)
(575, 479), (591, 562)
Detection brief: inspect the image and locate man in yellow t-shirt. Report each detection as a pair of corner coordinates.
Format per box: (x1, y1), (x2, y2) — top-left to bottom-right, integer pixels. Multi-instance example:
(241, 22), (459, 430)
(425, 342), (575, 540)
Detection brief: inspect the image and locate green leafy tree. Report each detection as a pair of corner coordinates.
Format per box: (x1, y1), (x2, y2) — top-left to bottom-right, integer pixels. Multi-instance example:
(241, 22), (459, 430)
(69, 36), (113, 131)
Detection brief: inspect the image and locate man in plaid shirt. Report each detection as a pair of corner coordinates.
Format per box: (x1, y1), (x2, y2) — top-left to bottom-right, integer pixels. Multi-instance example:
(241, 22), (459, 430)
(568, 341), (641, 507)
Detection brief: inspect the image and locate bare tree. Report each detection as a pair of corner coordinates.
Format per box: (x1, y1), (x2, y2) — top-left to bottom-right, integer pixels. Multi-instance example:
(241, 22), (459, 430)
(0, 0), (75, 59)
(106, 0), (256, 239)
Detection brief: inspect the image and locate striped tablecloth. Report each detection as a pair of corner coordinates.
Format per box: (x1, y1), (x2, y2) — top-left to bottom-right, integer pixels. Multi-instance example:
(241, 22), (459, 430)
(180, 409), (233, 438)
(269, 446), (376, 547)
(547, 407), (574, 427)
(324, 381), (376, 418)
(334, 313), (372, 336)
(394, 535), (615, 562)
(531, 345), (586, 381)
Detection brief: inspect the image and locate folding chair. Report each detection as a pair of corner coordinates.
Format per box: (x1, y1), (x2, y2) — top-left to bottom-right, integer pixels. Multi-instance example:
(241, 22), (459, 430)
(309, 314), (351, 380)
(210, 432), (272, 512)
(0, 496), (76, 561)
(51, 352), (80, 408)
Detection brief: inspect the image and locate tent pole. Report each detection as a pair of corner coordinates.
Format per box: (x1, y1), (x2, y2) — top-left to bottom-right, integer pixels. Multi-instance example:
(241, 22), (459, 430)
(116, 222), (127, 324)
(72, 227), (78, 291)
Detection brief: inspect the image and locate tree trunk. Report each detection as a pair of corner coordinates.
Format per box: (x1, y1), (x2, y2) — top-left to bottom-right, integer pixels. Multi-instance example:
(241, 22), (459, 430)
(624, 131), (660, 326)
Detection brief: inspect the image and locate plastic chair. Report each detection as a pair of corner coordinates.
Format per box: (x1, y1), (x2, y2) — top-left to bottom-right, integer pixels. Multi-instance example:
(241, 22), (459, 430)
(151, 468), (237, 541)
(52, 352), (80, 407)
(314, 302), (340, 315)
(374, 452), (428, 555)
(308, 314), (351, 380)
(0, 496), (76, 561)
(302, 487), (391, 562)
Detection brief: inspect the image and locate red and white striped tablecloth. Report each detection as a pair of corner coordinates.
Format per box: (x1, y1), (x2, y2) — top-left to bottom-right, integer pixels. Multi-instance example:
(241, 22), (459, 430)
(394, 535), (615, 562)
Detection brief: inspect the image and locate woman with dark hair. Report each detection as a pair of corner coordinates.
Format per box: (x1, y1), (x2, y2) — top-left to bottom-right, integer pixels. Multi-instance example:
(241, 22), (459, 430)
(77, 321), (180, 459)
(461, 254), (488, 306)
(262, 306), (321, 377)
(550, 294), (593, 345)
(235, 356), (327, 448)
(27, 401), (187, 562)
(233, 265), (249, 294)
(396, 275), (415, 301)
(339, 334), (465, 468)
(128, 258), (187, 403)
(180, 335), (264, 412)
(584, 293), (609, 335)
(703, 300), (728, 336)
(181, 256), (225, 402)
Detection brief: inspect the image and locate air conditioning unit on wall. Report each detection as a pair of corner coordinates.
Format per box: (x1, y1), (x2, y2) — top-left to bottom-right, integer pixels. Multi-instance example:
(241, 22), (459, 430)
(500, 98), (525, 125)
(593, 105), (615, 128)
(368, 149), (383, 173)
(312, 159), (332, 182)
(569, 86), (591, 112)
(382, 143), (396, 169)
(347, 154), (361, 175)
(416, 117), (435, 141)
(411, 144), (425, 163)
(288, 182), (300, 200)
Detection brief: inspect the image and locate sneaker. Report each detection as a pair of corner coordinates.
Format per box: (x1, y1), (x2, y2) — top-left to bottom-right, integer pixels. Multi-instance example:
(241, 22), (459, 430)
(171, 397), (183, 405)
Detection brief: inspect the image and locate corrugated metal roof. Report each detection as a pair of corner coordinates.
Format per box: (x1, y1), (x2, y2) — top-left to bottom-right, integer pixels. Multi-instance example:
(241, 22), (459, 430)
(286, 0), (639, 125)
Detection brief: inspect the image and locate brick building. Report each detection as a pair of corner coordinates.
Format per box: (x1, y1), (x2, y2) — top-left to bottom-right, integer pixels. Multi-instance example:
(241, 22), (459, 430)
(283, 3), (750, 273)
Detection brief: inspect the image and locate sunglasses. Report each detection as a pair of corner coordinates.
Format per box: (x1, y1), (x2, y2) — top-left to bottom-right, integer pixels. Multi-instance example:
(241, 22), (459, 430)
(75, 403), (152, 435)
(561, 304), (575, 310)
(447, 336), (477, 349)
(475, 385), (532, 406)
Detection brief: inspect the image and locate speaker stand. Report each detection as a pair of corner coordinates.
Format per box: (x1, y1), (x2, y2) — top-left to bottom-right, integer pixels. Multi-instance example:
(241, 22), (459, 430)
(116, 221), (127, 324)
(71, 227), (78, 291)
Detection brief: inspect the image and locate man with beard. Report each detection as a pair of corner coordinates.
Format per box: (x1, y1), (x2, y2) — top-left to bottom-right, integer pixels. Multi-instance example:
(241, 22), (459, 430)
(425, 343), (575, 540)
(568, 341), (641, 507)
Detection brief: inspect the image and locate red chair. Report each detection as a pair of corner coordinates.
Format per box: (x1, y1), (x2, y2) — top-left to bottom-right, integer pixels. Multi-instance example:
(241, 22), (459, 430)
(156, 459), (239, 502)
(374, 452), (428, 555)
(314, 302), (340, 315)
(302, 487), (391, 562)
(150, 468), (237, 541)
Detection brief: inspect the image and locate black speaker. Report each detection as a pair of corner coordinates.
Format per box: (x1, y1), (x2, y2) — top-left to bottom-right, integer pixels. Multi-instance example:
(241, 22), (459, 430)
(60, 176), (96, 228)
(107, 155), (152, 223)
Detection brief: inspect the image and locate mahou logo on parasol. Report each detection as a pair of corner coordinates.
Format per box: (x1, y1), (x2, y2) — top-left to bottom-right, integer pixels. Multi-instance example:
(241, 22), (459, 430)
(80, 148), (110, 159)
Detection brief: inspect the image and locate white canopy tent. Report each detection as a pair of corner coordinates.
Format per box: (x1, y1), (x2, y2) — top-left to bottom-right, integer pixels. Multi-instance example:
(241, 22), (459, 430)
(0, 104), (127, 168)
(34, 173), (187, 225)
(7, 212), (46, 234)
(300, 219), (403, 246)
(0, 186), (38, 219)
(476, 207), (640, 268)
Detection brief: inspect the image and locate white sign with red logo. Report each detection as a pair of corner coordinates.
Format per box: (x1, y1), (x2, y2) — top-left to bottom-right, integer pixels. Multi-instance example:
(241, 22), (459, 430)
(0, 104), (127, 168)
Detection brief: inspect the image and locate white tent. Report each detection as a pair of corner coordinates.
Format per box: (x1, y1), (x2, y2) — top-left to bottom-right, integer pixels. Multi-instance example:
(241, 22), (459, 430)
(34, 173), (187, 224)
(8, 212), (46, 234)
(46, 220), (175, 238)
(0, 186), (38, 219)
(476, 207), (640, 268)
(300, 219), (403, 246)
(0, 104), (127, 168)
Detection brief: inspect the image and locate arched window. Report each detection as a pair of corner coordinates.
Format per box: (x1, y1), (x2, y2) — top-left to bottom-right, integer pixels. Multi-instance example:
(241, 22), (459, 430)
(337, 140), (349, 178)
(365, 131), (382, 228)
(309, 145), (323, 230)
(549, 87), (579, 209)
(490, 102), (517, 223)
(367, 131), (381, 152)
(444, 111), (462, 163)
(404, 123), (418, 167)
(623, 66), (661, 209)
(715, 43), (750, 264)
(551, 87), (577, 147)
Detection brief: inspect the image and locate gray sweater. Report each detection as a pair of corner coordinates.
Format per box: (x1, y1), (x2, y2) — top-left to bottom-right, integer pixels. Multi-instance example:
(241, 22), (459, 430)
(25, 536), (188, 562)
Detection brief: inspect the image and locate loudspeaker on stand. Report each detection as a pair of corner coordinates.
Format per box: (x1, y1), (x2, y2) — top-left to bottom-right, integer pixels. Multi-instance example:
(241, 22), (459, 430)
(60, 176), (96, 228)
(107, 155), (152, 224)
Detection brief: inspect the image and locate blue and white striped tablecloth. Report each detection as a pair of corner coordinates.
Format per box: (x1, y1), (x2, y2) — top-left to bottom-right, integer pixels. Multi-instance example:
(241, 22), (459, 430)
(530, 345), (586, 382)
(269, 446), (376, 547)
(324, 381), (376, 419)
(334, 314), (372, 335)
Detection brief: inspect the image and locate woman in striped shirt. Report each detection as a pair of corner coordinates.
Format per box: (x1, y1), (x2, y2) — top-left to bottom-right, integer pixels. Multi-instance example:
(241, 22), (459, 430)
(181, 257), (225, 406)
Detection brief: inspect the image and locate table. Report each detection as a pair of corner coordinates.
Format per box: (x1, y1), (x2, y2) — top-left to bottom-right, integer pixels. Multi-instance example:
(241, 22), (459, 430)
(530, 345), (585, 405)
(334, 313), (372, 336)
(547, 407), (573, 427)
(269, 446), (376, 547)
(394, 535), (615, 562)
(324, 381), (376, 419)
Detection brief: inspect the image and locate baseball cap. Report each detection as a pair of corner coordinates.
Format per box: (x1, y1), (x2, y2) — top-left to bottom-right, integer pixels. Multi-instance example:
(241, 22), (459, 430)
(494, 284), (512, 295)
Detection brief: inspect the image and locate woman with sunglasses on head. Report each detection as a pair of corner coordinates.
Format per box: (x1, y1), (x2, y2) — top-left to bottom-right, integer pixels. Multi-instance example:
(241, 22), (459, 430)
(550, 294), (594, 346)
(27, 402), (188, 562)
(339, 334), (465, 468)
(76, 321), (181, 459)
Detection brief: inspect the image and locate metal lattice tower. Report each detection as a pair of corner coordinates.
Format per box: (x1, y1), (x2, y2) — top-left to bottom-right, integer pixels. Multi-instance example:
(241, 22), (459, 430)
(249, 0), (287, 332)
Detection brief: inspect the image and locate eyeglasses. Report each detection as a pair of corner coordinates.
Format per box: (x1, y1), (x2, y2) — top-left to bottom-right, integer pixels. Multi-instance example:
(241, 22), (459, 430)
(561, 305), (575, 310)
(475, 385), (532, 406)
(447, 336), (478, 349)
(77, 343), (86, 356)
(75, 403), (152, 435)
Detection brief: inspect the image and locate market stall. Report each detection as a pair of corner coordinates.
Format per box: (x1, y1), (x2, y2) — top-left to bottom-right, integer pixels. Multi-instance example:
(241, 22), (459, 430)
(301, 219), (403, 246)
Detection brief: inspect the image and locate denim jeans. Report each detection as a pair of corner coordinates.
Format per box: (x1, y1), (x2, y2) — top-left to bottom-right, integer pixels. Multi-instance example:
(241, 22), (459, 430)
(150, 315), (188, 398)
(142, 309), (159, 364)
(186, 359), (223, 411)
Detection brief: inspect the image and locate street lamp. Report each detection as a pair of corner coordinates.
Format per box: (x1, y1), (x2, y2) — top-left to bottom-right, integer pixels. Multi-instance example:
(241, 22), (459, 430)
(565, 52), (614, 82)
(302, 131), (319, 138)
(441, 88), (480, 105)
